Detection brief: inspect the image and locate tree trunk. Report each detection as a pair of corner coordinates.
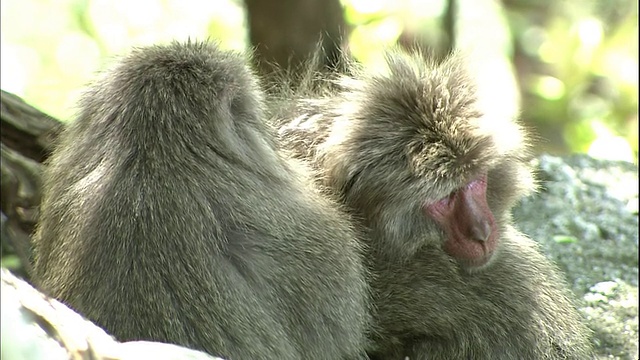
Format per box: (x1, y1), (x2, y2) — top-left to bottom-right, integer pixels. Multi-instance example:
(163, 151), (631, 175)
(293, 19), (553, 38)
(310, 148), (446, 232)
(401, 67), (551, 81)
(244, 0), (347, 79)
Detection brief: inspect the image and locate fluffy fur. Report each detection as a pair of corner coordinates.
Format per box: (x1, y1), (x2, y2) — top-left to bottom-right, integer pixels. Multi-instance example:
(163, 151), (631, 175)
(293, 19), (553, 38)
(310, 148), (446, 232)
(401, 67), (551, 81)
(275, 49), (594, 359)
(32, 41), (371, 360)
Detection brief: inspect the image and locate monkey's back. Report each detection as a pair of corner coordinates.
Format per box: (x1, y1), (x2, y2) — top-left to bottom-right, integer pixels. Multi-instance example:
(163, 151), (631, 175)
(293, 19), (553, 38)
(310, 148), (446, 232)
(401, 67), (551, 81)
(32, 41), (370, 360)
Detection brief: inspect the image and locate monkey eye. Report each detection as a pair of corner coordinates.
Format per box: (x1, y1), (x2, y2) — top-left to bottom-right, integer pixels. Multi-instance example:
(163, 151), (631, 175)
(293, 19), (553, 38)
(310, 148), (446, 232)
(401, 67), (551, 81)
(439, 191), (456, 207)
(427, 176), (487, 216)
(464, 176), (487, 190)
(425, 191), (456, 219)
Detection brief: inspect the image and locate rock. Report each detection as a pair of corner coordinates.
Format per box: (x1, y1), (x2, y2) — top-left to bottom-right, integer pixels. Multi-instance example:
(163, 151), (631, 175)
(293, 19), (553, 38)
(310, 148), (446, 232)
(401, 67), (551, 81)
(513, 154), (639, 360)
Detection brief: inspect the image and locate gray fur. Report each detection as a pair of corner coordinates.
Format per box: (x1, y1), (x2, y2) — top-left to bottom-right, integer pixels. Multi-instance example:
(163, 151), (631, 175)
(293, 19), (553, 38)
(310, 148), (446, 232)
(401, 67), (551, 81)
(32, 41), (370, 360)
(275, 48), (594, 359)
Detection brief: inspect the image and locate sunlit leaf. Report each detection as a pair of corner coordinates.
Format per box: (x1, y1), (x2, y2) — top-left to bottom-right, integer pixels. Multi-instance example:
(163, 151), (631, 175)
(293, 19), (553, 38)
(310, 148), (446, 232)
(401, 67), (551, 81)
(553, 235), (579, 244)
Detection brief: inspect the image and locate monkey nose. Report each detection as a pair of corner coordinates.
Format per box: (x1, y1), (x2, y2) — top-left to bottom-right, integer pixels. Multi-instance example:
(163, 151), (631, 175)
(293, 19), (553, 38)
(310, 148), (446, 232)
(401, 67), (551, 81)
(470, 219), (492, 242)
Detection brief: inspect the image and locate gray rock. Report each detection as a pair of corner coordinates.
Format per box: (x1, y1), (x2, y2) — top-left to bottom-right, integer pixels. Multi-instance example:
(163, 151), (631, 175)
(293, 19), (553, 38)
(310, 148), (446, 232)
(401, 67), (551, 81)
(513, 154), (638, 360)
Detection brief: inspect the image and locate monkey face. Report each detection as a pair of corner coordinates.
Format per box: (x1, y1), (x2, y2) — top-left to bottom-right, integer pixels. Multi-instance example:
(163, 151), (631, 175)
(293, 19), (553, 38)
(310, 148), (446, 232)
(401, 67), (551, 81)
(319, 50), (534, 270)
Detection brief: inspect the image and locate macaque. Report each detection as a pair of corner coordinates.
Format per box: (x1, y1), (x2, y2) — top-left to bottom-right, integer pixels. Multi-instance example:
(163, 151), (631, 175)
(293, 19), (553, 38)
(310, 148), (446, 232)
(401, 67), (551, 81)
(32, 41), (371, 360)
(276, 49), (594, 359)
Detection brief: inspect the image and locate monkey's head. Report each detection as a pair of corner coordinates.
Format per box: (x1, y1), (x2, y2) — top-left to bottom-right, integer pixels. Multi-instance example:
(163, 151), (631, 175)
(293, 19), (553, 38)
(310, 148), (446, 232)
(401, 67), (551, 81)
(319, 50), (535, 271)
(88, 41), (286, 177)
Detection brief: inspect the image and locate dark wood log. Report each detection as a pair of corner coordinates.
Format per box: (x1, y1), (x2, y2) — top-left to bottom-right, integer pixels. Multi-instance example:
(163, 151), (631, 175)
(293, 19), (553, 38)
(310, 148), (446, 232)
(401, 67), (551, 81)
(1, 90), (62, 162)
(1, 90), (63, 279)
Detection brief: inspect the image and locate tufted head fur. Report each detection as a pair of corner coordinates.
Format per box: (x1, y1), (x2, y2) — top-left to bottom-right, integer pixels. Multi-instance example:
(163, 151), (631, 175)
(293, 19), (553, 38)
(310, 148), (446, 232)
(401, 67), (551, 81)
(309, 50), (535, 259)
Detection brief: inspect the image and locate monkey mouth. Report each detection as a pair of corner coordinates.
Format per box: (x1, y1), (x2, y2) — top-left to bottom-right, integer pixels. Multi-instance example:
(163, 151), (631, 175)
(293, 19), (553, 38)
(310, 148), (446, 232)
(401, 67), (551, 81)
(443, 235), (496, 269)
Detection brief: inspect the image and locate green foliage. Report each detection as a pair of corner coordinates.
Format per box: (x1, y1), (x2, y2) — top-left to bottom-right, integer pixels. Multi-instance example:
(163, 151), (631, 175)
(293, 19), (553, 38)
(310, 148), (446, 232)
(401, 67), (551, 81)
(0, 255), (22, 271)
(0, 0), (636, 161)
(506, 0), (637, 162)
(341, 0), (637, 162)
(0, 0), (247, 122)
(553, 235), (579, 244)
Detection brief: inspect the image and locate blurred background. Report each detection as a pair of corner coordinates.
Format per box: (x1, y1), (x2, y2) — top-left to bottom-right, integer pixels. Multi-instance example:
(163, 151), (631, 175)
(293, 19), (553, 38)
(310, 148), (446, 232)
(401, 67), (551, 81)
(1, 0), (638, 163)
(2, 4), (637, 357)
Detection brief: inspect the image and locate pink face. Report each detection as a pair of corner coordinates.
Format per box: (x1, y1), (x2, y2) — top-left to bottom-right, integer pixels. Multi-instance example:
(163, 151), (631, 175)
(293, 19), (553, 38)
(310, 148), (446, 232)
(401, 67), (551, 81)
(424, 175), (499, 269)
